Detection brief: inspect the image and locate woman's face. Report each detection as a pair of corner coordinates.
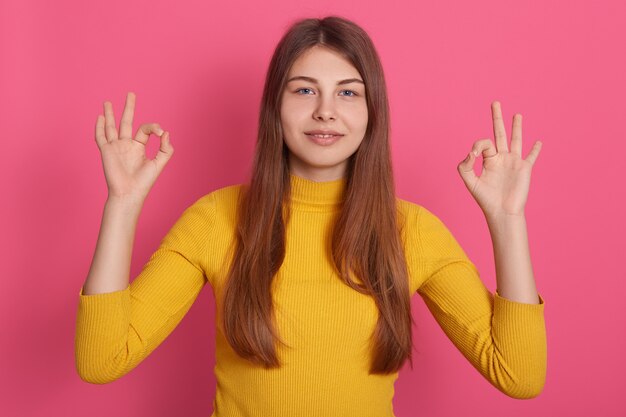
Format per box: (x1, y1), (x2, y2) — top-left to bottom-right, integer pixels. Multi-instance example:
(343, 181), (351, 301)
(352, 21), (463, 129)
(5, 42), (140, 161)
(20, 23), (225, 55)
(280, 45), (368, 182)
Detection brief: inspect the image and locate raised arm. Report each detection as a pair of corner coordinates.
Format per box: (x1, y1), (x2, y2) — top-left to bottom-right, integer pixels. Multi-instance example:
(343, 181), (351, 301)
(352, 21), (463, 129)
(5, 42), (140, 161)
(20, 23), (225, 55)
(413, 101), (547, 399)
(75, 92), (213, 384)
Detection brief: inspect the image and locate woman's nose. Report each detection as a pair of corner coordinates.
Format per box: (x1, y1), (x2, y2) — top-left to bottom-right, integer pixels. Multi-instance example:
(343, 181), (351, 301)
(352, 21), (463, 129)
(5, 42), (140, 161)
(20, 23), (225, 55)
(312, 96), (336, 121)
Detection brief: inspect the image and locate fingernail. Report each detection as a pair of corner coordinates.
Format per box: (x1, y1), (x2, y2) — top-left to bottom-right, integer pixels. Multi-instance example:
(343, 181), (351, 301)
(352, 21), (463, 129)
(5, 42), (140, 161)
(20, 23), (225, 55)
(473, 150), (479, 157)
(157, 129), (164, 135)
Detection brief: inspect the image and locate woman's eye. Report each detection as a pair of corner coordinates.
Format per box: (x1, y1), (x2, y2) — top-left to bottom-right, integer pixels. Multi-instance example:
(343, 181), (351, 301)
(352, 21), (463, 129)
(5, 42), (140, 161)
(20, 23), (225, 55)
(294, 88), (358, 97)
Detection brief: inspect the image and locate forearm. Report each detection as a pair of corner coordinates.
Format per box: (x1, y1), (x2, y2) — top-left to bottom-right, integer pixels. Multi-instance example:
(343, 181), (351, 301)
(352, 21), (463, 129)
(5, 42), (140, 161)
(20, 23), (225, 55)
(82, 197), (144, 295)
(485, 213), (540, 304)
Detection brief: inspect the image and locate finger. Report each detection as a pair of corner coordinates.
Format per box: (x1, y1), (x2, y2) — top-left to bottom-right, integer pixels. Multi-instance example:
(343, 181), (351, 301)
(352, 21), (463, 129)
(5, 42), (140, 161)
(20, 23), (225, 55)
(510, 113), (523, 156)
(119, 92), (136, 139)
(95, 115), (107, 148)
(103, 101), (118, 141)
(457, 151), (479, 192)
(471, 138), (497, 159)
(153, 131), (174, 173)
(134, 123), (164, 145)
(525, 140), (542, 166)
(491, 101), (508, 152)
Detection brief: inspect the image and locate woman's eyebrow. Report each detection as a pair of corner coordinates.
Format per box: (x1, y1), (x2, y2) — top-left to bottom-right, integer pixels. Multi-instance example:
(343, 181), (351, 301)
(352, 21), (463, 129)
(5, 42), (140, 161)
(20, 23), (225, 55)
(286, 75), (364, 85)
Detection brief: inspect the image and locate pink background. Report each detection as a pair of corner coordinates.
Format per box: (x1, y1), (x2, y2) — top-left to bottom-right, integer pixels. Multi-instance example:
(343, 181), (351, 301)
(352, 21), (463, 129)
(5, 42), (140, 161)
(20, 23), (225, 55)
(1, 0), (624, 416)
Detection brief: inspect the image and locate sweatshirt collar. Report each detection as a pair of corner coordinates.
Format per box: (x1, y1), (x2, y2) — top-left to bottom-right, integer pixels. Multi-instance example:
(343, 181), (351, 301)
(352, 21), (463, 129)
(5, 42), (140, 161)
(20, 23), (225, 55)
(288, 173), (346, 211)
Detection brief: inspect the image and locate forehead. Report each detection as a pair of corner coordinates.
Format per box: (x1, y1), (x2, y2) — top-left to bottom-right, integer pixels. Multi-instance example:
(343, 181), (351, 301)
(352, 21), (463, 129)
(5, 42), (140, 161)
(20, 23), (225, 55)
(288, 46), (361, 78)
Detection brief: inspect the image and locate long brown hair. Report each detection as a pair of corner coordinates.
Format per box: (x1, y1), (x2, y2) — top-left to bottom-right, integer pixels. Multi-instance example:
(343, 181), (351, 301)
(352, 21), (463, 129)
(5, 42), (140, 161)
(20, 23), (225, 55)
(220, 15), (414, 375)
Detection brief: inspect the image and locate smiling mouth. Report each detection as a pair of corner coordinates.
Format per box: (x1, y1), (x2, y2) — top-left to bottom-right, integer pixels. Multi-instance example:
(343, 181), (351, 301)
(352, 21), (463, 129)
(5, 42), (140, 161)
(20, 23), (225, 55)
(307, 133), (342, 138)
(305, 133), (343, 145)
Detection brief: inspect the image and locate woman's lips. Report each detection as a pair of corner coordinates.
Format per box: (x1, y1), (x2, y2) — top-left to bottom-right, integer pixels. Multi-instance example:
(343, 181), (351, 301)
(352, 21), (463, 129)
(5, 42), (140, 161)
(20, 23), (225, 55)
(305, 133), (343, 146)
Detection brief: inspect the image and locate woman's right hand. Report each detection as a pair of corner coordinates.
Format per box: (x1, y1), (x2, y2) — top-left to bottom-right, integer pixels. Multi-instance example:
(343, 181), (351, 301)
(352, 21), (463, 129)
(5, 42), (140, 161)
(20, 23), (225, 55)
(95, 92), (174, 203)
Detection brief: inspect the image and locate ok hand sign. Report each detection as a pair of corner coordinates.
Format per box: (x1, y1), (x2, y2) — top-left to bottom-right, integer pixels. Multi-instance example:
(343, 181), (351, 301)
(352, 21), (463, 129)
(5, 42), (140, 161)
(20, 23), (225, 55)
(457, 101), (542, 220)
(95, 92), (174, 204)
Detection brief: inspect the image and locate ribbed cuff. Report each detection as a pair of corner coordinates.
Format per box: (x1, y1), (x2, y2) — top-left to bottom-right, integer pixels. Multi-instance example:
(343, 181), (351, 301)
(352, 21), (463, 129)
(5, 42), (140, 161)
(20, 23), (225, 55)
(491, 291), (547, 398)
(75, 285), (133, 383)
(494, 291), (545, 309)
(78, 284), (130, 298)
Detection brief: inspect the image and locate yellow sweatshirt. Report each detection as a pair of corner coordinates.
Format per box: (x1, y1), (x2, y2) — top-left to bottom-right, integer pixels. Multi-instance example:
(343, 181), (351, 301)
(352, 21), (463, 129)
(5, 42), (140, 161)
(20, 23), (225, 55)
(75, 173), (547, 416)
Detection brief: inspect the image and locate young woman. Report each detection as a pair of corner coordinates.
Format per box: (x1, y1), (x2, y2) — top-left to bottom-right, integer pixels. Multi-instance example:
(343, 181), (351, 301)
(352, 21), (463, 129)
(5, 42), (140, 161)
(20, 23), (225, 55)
(76, 15), (546, 416)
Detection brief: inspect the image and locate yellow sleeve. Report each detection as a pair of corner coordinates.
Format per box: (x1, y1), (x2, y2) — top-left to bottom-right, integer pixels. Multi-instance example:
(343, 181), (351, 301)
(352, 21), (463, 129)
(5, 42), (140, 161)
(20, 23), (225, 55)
(414, 205), (547, 399)
(75, 192), (216, 384)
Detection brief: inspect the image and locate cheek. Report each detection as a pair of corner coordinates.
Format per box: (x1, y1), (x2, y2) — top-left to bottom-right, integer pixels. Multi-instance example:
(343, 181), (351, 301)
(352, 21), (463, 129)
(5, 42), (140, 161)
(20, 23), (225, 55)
(279, 110), (299, 145)
(281, 108), (309, 136)
(345, 105), (368, 132)
(280, 101), (298, 129)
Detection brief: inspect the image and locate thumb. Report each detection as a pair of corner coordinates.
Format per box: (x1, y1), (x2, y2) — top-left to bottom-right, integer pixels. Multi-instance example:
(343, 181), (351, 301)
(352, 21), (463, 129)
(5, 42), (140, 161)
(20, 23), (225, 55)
(154, 131), (174, 173)
(457, 151), (478, 190)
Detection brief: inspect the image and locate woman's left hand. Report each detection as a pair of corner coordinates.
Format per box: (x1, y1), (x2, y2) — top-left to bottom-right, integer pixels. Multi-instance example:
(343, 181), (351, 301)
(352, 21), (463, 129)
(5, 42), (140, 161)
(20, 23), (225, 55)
(457, 101), (542, 220)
